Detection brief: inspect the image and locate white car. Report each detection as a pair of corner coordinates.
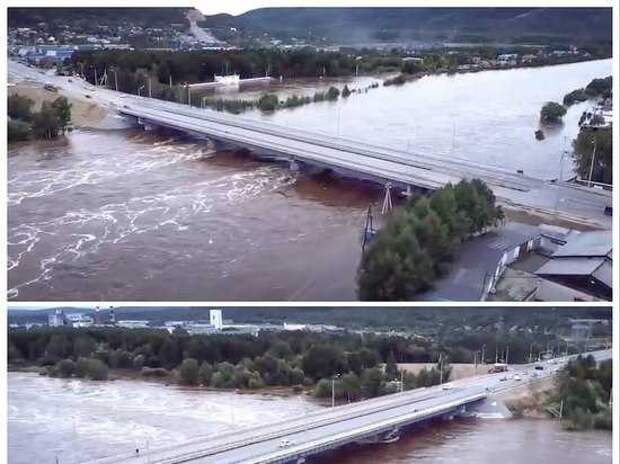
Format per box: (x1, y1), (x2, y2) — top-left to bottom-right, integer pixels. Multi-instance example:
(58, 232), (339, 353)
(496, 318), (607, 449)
(279, 439), (294, 448)
(513, 374), (522, 381)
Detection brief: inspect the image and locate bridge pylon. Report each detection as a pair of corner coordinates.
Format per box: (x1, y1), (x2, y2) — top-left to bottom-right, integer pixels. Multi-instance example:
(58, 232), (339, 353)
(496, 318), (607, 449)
(381, 182), (393, 215)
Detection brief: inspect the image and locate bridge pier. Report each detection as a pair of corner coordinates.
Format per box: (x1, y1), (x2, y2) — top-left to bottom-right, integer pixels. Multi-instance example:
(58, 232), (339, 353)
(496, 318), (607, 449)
(290, 159), (301, 171)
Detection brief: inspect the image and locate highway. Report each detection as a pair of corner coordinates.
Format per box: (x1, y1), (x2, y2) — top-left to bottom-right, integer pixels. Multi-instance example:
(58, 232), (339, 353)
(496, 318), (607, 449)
(86, 350), (611, 464)
(8, 61), (611, 228)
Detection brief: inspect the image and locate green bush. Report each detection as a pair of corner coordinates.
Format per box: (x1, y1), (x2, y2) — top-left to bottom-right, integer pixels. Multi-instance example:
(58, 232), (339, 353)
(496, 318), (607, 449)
(54, 359), (76, 378)
(179, 358), (200, 385)
(540, 101), (567, 123)
(75, 357), (109, 380)
(8, 119), (31, 142)
(257, 94), (279, 112)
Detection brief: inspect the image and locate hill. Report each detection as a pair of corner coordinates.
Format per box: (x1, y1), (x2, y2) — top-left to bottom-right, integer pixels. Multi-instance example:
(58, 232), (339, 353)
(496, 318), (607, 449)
(201, 7), (612, 46)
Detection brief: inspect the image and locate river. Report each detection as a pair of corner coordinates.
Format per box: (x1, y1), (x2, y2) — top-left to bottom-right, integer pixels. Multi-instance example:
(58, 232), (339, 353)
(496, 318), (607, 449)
(8, 372), (612, 464)
(8, 59), (612, 300)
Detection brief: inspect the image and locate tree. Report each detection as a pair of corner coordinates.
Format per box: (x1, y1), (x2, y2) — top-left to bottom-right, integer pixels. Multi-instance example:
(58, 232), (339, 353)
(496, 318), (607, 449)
(540, 101), (567, 124)
(198, 361), (213, 386)
(326, 86), (340, 100)
(8, 119), (31, 142)
(358, 179), (503, 300)
(302, 344), (346, 380)
(361, 367), (385, 398)
(51, 96), (72, 133)
(179, 358), (200, 385)
(572, 127), (612, 185)
(31, 102), (60, 139)
(257, 94), (279, 112)
(55, 358), (76, 378)
(75, 357), (109, 380)
(341, 85), (351, 98)
(8, 94), (34, 121)
(384, 351), (398, 380)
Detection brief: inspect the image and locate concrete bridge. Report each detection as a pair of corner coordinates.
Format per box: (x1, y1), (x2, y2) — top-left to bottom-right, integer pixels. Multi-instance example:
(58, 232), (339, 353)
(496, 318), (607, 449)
(118, 99), (611, 226)
(87, 350), (611, 464)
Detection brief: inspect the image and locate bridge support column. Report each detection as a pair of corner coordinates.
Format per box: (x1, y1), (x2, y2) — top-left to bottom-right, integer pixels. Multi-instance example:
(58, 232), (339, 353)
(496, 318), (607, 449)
(381, 182), (393, 215)
(290, 159), (300, 172)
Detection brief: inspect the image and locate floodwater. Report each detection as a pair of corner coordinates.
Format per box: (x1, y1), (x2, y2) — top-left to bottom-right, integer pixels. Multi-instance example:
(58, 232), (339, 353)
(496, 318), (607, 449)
(8, 373), (612, 464)
(323, 417), (612, 464)
(7, 59), (612, 300)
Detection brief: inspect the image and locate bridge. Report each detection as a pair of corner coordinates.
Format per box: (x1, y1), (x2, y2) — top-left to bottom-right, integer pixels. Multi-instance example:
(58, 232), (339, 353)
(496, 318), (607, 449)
(88, 350), (611, 464)
(117, 98), (611, 226)
(7, 60), (611, 226)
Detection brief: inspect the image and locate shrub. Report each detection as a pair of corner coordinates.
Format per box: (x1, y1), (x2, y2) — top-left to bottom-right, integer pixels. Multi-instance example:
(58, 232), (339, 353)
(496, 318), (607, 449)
(179, 358), (200, 385)
(540, 101), (567, 124)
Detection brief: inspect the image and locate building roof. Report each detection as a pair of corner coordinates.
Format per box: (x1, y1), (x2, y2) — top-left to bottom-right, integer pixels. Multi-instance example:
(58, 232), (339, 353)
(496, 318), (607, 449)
(552, 230), (612, 258)
(536, 256), (606, 277)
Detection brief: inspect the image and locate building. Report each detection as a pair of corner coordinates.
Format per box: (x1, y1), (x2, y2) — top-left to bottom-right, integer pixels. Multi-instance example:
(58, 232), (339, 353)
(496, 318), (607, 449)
(116, 320), (150, 329)
(535, 230), (612, 301)
(210, 309), (223, 330)
(66, 313), (94, 328)
(48, 309), (68, 327)
(93, 308), (116, 326)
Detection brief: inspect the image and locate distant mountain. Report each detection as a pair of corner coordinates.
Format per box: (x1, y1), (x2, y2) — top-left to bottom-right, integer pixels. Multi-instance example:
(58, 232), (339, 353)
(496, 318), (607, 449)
(201, 7), (612, 45)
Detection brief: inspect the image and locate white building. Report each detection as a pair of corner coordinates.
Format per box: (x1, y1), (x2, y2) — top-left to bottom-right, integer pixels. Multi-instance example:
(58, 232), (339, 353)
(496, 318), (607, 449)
(117, 320), (150, 329)
(210, 309), (223, 330)
(48, 309), (67, 327)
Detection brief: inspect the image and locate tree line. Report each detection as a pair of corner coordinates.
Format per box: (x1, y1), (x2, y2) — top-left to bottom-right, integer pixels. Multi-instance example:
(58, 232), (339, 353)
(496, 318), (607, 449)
(358, 179), (505, 300)
(549, 355), (612, 431)
(9, 319), (593, 397)
(8, 93), (72, 142)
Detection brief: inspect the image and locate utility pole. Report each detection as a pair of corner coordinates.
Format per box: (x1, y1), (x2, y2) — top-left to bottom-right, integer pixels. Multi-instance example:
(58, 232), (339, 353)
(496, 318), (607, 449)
(400, 369), (404, 392)
(481, 344), (486, 365)
(114, 69), (118, 91)
(94, 66), (98, 87)
(474, 352), (478, 376)
(587, 136), (597, 187)
(529, 343), (533, 364)
(148, 77), (152, 98)
(505, 345), (509, 365)
(331, 374), (340, 408)
(439, 354), (444, 385)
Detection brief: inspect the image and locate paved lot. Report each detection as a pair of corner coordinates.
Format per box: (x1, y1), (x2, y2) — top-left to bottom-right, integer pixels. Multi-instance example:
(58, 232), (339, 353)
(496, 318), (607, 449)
(418, 222), (540, 301)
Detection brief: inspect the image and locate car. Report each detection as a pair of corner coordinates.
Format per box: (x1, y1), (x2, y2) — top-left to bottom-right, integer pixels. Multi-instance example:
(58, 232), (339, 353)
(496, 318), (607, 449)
(499, 376), (508, 381)
(85, 94), (92, 99)
(279, 439), (294, 448)
(604, 206), (612, 216)
(534, 365), (544, 371)
(442, 385), (453, 390)
(513, 374), (522, 381)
